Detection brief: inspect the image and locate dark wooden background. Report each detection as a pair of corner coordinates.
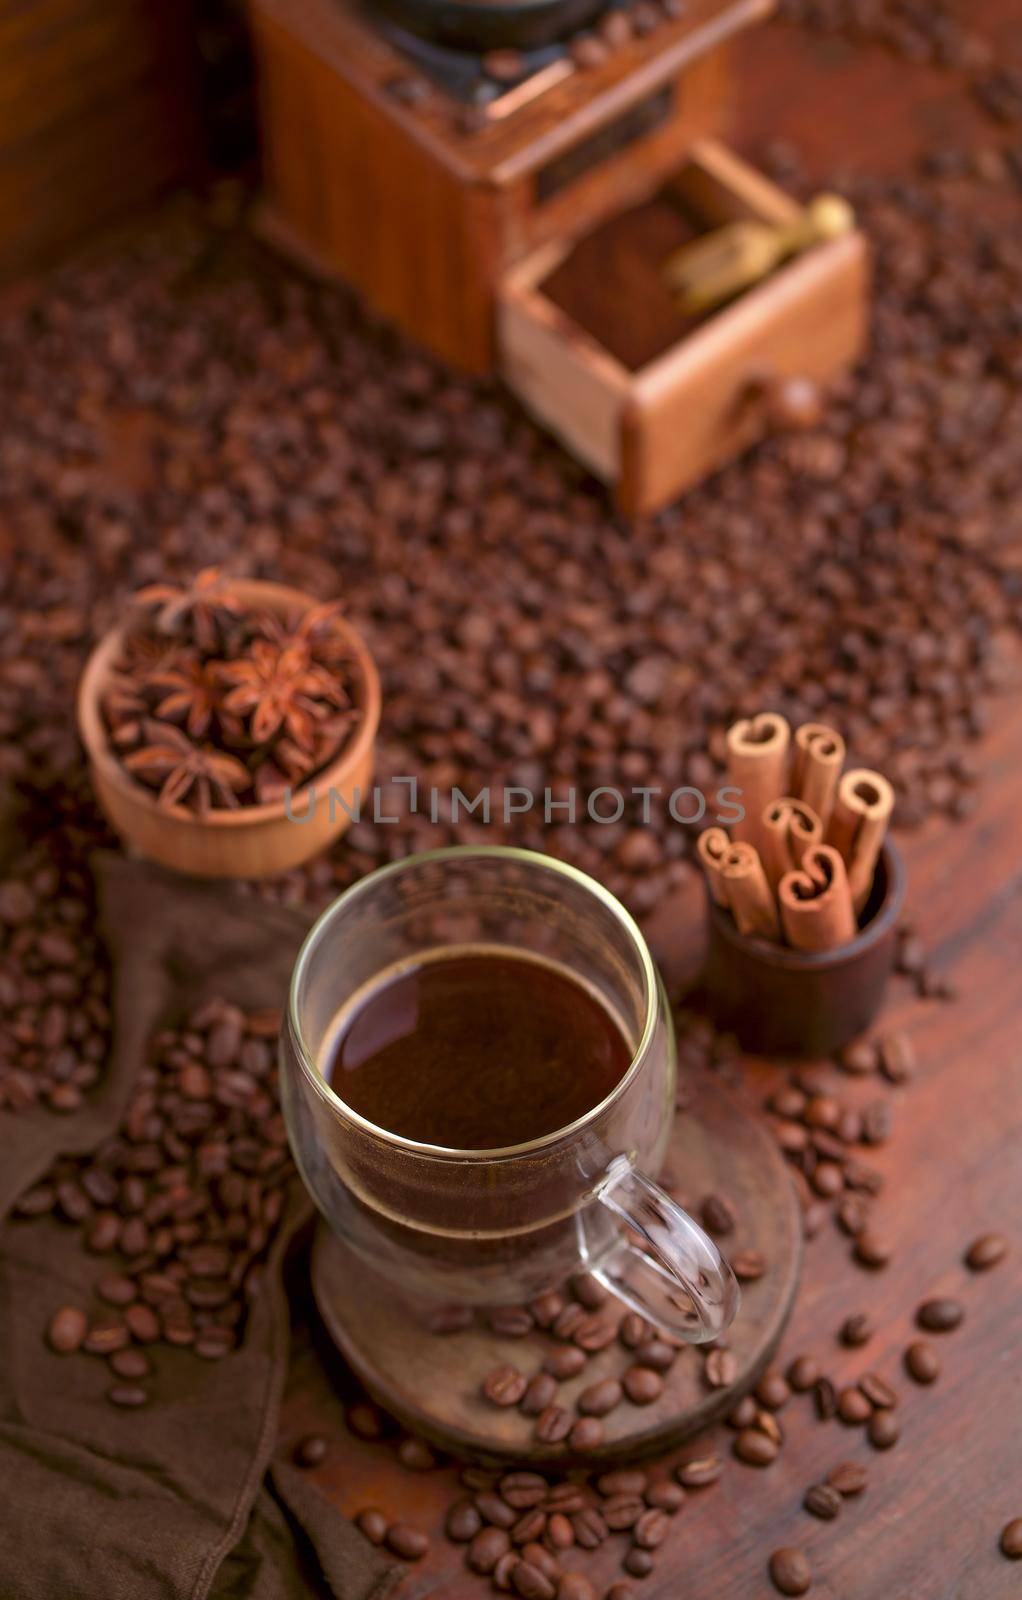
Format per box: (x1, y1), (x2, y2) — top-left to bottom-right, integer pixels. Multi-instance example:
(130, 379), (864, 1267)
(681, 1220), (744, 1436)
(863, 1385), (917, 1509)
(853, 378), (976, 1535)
(278, 7), (1022, 1597)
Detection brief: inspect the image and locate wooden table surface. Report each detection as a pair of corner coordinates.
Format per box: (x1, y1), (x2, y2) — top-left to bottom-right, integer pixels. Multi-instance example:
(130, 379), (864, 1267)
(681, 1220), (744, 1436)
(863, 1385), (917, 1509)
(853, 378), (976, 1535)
(279, 10), (1022, 1598)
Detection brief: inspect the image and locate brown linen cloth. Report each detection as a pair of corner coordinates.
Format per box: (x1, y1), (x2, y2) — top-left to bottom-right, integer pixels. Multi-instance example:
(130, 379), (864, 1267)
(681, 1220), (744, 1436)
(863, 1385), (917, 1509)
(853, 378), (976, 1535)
(0, 846), (396, 1600)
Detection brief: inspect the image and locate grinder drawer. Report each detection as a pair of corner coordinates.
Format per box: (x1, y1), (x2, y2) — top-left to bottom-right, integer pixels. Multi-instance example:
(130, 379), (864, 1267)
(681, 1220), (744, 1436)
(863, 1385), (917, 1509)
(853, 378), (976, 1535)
(498, 138), (869, 516)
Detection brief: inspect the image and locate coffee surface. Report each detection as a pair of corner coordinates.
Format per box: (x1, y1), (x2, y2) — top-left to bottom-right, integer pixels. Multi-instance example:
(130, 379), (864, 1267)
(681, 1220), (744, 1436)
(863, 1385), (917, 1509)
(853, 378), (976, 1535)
(324, 951), (631, 1149)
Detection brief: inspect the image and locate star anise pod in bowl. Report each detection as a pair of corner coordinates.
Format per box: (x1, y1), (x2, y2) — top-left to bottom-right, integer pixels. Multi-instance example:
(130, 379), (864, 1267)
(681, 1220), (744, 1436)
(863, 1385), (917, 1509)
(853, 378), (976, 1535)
(218, 641), (352, 751)
(134, 567), (244, 654)
(124, 721), (249, 815)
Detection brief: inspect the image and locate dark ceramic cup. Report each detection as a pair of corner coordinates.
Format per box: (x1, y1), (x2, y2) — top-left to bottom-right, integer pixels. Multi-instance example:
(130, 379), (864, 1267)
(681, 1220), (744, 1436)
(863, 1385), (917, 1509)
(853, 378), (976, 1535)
(704, 841), (906, 1058)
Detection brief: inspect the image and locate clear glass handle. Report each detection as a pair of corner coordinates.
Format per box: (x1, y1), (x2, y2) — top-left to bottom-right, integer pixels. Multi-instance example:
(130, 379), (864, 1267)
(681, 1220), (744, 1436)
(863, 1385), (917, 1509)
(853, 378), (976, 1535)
(586, 1156), (740, 1344)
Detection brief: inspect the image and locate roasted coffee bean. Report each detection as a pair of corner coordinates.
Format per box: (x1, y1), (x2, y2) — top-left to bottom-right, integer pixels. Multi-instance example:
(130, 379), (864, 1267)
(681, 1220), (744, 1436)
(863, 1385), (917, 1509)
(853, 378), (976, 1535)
(844, 1162), (884, 1196)
(878, 1033), (915, 1084)
(965, 1233), (1008, 1272)
(98, 1273), (137, 1307)
(528, 1291), (565, 1329)
(676, 1456), (723, 1487)
(804, 1095), (841, 1131)
(511, 1509), (548, 1546)
(826, 1461), (868, 1495)
(868, 1410), (900, 1450)
(476, 1493), (518, 1530)
(569, 1417), (604, 1452)
(861, 1101), (893, 1146)
(769, 1085), (808, 1118)
(859, 1372), (897, 1409)
(577, 1377), (622, 1416)
(597, 1469), (647, 1498)
(489, 1306), (535, 1338)
(546, 1512), (574, 1549)
(606, 1586), (636, 1600)
(731, 1250), (767, 1281)
(854, 1229), (893, 1269)
(837, 1195), (870, 1236)
(462, 1468), (499, 1491)
(619, 1313), (650, 1349)
(837, 1386), (872, 1424)
(523, 1540), (559, 1575)
(570, 1508), (608, 1549)
(386, 1523), (429, 1561)
(521, 1373), (558, 1416)
(556, 1575), (595, 1600)
(769, 1547), (811, 1595)
(398, 1437), (437, 1471)
(109, 1347), (150, 1379)
(623, 1548), (655, 1578)
(633, 1339), (677, 1373)
(544, 1346), (587, 1380)
(107, 1384), (148, 1408)
(755, 1370), (791, 1410)
(904, 1340), (941, 1384)
(493, 1551), (521, 1590)
(786, 1355), (821, 1392)
(47, 1305), (87, 1354)
(775, 1121), (811, 1155)
(570, 1274), (608, 1310)
(125, 1303), (161, 1343)
(734, 1429), (779, 1466)
(804, 1483), (842, 1520)
(813, 1378), (838, 1420)
(446, 1498), (483, 1542)
(484, 1364), (528, 1406)
(535, 1406), (572, 1443)
(347, 1403), (386, 1440)
(501, 1472), (548, 1509)
(644, 1481), (685, 1513)
(1000, 1520), (1022, 1559)
(356, 1508), (388, 1545)
(573, 1316), (618, 1353)
(84, 1316), (130, 1355)
(840, 1313), (874, 1347)
(727, 1395), (758, 1429)
(293, 1434), (328, 1468)
(631, 1509), (667, 1550)
(468, 1526), (512, 1573)
(755, 1410), (784, 1448)
(701, 1193), (737, 1234)
(552, 1304), (586, 1341)
(546, 1484), (588, 1514)
(916, 1297), (965, 1332)
(623, 1366), (663, 1405)
(602, 1495), (645, 1531)
(513, 1560), (557, 1600)
(810, 1160), (844, 1198)
(837, 1040), (878, 1075)
(704, 1348), (738, 1388)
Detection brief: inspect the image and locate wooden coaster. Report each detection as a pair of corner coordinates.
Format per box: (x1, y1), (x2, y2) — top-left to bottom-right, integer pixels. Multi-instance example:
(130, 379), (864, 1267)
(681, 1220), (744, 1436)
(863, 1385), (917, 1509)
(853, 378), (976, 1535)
(312, 1075), (802, 1465)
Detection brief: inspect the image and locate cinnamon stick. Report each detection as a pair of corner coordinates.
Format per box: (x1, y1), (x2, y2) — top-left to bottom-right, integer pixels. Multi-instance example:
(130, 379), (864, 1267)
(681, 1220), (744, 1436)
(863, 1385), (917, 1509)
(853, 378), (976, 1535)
(778, 844), (857, 952)
(697, 827), (731, 907)
(760, 797), (824, 891)
(720, 841), (780, 942)
(726, 713), (791, 854)
(792, 722), (845, 829)
(826, 768), (895, 913)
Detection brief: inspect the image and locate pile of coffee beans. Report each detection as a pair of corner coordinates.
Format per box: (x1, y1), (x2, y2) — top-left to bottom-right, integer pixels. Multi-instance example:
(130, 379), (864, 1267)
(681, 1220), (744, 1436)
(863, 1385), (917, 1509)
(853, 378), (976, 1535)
(15, 999), (294, 1405)
(0, 829), (110, 1115)
(777, 0), (986, 70)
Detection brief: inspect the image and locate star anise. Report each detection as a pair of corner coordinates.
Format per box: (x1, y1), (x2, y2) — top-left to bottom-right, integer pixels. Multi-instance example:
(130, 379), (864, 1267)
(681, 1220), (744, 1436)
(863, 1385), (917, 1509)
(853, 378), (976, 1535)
(255, 600), (352, 665)
(134, 567), (243, 653)
(124, 720), (249, 814)
(218, 641), (351, 750)
(149, 654), (222, 739)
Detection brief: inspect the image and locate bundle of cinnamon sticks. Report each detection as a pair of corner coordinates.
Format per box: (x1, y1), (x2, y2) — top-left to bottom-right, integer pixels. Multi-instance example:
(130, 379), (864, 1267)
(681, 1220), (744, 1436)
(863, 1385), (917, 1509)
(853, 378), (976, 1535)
(699, 714), (895, 953)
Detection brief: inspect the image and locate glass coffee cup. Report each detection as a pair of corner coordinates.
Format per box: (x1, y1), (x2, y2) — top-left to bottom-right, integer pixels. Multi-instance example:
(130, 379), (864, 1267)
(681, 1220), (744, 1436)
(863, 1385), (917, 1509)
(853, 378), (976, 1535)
(280, 846), (739, 1343)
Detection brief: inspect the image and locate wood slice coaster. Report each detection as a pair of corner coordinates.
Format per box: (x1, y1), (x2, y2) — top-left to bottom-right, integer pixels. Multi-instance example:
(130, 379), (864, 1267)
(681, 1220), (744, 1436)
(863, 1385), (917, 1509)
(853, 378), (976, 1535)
(312, 1075), (802, 1465)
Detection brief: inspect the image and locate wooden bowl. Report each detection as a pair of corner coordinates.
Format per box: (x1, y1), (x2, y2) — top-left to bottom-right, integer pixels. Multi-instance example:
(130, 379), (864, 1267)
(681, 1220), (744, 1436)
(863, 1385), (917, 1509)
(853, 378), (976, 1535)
(704, 841), (906, 1058)
(77, 579), (381, 880)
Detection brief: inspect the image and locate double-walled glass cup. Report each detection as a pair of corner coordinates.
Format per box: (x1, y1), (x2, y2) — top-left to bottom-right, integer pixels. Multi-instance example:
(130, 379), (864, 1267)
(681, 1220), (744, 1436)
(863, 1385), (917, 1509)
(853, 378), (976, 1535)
(280, 847), (739, 1343)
